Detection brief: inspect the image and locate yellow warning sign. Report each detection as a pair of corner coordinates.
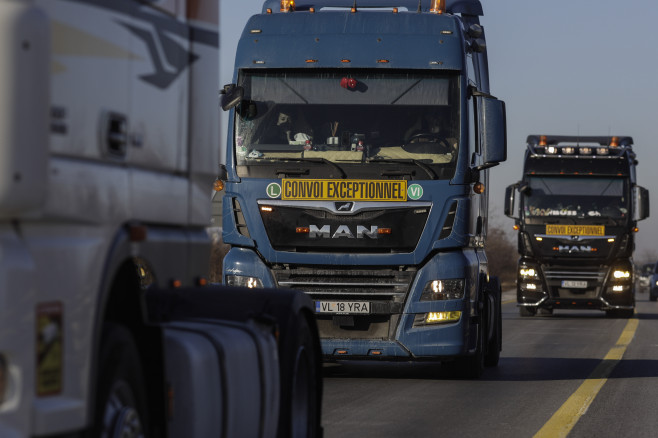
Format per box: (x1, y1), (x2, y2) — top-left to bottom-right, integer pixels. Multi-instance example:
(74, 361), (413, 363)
(282, 179), (407, 201)
(545, 225), (605, 236)
(36, 301), (63, 396)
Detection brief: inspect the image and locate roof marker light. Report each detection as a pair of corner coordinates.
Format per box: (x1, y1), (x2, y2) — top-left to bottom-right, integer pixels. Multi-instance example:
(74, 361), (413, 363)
(376, 59), (390, 63)
(546, 146), (557, 154)
(280, 0), (295, 12)
(562, 147), (575, 154)
(266, 8), (272, 13)
(393, 7), (398, 13)
(597, 147), (609, 155)
(305, 59), (318, 63)
(310, 7), (315, 12)
(429, 0), (446, 14)
(539, 135), (548, 146)
(610, 136), (619, 147)
(580, 147), (592, 155)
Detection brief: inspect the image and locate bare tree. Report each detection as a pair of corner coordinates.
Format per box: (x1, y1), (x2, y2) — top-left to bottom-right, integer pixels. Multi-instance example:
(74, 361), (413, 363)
(486, 224), (518, 288)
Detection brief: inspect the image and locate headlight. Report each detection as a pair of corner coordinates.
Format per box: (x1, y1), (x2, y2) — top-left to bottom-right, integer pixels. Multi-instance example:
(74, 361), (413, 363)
(519, 265), (539, 279)
(612, 270), (630, 280)
(520, 268), (536, 277)
(226, 275), (264, 289)
(420, 279), (464, 301)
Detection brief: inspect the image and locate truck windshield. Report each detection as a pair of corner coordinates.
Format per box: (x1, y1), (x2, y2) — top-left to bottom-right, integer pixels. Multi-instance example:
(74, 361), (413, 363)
(522, 176), (629, 220)
(233, 69), (460, 179)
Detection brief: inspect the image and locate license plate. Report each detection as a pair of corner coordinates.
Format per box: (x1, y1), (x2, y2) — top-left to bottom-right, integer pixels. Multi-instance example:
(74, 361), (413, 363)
(562, 280), (587, 288)
(315, 301), (370, 314)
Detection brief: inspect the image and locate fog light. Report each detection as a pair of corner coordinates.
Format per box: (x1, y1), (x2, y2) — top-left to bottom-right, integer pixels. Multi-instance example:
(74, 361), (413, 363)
(612, 285), (623, 292)
(426, 311), (461, 324)
(525, 283), (537, 290)
(226, 275), (264, 289)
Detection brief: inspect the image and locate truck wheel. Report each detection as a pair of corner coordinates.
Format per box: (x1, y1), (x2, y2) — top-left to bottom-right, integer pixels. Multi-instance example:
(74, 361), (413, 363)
(519, 306), (536, 317)
(93, 323), (149, 438)
(444, 296), (485, 378)
(279, 314), (321, 438)
(484, 277), (501, 368)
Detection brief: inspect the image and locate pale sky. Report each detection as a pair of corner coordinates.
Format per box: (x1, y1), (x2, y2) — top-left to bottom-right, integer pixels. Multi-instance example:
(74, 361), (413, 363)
(219, 0), (658, 261)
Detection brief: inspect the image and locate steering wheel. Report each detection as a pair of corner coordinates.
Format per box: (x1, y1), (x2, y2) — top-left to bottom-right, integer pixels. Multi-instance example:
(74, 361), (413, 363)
(405, 133), (451, 152)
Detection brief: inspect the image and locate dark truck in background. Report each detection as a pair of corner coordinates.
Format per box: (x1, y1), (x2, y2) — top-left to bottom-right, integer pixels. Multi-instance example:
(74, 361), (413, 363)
(505, 135), (649, 318)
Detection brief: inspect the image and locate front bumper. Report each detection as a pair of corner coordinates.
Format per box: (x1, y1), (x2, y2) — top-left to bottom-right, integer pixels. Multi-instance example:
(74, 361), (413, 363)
(222, 247), (479, 359)
(517, 262), (634, 311)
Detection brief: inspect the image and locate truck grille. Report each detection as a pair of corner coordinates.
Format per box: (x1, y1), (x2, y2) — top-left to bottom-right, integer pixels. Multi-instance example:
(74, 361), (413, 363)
(273, 266), (416, 340)
(543, 266), (607, 299)
(274, 266), (413, 298)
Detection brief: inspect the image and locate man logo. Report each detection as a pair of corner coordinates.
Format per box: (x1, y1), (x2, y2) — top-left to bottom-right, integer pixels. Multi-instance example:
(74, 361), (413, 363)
(309, 225), (378, 239)
(335, 202), (354, 212)
(557, 245), (593, 253)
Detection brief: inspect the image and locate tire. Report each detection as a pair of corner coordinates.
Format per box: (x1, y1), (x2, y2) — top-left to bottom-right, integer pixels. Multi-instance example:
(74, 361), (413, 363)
(278, 313), (322, 438)
(444, 291), (486, 379)
(519, 306), (536, 317)
(93, 323), (149, 438)
(484, 277), (501, 368)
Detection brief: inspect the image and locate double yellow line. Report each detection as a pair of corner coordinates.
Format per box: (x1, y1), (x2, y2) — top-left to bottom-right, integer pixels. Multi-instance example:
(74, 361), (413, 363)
(533, 317), (639, 437)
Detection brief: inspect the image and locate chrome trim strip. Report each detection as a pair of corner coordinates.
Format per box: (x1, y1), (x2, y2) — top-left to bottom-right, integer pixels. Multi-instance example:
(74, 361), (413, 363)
(257, 199), (431, 214)
(535, 234), (617, 241)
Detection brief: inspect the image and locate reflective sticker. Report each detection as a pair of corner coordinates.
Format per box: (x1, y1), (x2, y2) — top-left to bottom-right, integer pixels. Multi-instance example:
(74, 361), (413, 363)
(36, 302), (63, 396)
(282, 179), (407, 201)
(408, 184), (423, 200)
(546, 225), (605, 236)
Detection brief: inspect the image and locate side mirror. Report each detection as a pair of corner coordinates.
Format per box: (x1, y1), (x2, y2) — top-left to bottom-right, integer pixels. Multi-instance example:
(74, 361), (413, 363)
(633, 185), (650, 221)
(504, 184), (518, 218)
(220, 84), (244, 111)
(478, 97), (507, 169)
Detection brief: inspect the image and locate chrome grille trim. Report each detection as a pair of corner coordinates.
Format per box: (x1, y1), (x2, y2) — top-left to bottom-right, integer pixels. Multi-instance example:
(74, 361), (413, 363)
(273, 267), (415, 297)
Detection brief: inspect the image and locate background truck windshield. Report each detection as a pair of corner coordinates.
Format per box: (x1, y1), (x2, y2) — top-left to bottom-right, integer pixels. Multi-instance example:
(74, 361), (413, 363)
(233, 70), (460, 178)
(522, 176), (628, 219)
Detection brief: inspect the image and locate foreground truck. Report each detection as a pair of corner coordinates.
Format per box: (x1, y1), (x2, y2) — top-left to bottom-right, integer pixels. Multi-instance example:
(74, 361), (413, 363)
(217, 0), (507, 377)
(504, 135), (650, 318)
(0, 1), (322, 437)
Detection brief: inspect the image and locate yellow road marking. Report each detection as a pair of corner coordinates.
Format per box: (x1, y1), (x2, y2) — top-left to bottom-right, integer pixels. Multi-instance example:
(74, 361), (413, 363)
(533, 317), (639, 438)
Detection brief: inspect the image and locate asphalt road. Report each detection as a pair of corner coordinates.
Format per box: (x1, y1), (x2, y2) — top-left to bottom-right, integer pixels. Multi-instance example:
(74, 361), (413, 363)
(321, 290), (658, 437)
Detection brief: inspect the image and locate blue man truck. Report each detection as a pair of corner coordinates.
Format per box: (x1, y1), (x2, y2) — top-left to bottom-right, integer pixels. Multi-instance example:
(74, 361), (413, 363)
(504, 135), (650, 318)
(217, 0), (507, 377)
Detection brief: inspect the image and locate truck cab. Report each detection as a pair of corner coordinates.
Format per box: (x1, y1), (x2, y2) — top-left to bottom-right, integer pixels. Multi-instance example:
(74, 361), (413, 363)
(505, 135), (650, 318)
(218, 0), (506, 376)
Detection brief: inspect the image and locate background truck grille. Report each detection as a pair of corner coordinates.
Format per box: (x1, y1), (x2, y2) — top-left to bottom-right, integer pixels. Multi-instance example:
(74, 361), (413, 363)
(542, 266), (607, 299)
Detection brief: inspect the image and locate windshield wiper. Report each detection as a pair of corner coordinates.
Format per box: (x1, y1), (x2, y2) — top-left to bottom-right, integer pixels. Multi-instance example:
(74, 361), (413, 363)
(370, 158), (438, 180)
(278, 157), (347, 179)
